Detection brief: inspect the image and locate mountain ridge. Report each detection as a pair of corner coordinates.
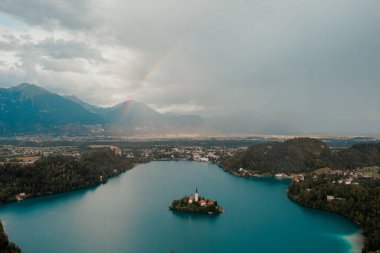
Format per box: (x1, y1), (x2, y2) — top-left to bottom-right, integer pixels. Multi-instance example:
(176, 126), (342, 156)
(0, 83), (103, 135)
(0, 83), (292, 136)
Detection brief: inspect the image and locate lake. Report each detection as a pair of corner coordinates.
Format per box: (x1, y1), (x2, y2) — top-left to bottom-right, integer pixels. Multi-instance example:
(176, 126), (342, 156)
(0, 161), (361, 253)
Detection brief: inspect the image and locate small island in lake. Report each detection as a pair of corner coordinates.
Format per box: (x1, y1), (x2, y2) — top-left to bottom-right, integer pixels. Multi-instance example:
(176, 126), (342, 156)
(169, 188), (224, 214)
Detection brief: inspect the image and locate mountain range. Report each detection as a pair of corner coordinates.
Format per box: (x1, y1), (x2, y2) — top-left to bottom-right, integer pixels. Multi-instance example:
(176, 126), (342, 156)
(0, 83), (292, 136)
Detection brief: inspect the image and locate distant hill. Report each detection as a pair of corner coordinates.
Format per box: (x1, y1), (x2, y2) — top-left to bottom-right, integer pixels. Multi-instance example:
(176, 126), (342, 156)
(100, 100), (172, 135)
(65, 96), (172, 135)
(338, 142), (380, 169)
(221, 138), (338, 173)
(221, 138), (380, 173)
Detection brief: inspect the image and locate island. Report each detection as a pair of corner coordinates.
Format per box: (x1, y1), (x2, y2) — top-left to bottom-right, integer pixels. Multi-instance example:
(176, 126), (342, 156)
(169, 188), (224, 215)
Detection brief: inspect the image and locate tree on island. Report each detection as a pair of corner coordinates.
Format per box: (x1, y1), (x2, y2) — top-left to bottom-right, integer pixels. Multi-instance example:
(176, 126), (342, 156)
(169, 192), (224, 214)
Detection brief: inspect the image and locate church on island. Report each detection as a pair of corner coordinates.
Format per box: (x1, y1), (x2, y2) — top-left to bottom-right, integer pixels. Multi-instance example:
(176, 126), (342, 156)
(187, 188), (215, 207)
(169, 188), (223, 214)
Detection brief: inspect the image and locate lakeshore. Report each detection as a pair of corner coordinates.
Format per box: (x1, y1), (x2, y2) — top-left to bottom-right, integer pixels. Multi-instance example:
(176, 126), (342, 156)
(0, 161), (361, 253)
(343, 231), (364, 253)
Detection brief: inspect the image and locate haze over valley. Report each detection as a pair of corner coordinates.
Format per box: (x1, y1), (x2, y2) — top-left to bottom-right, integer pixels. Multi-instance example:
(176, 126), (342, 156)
(0, 83), (299, 136)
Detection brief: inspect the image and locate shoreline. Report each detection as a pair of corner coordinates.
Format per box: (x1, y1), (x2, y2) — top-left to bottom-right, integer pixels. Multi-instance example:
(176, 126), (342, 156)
(222, 167), (365, 253)
(287, 191), (365, 253)
(342, 231), (364, 253)
(0, 170), (130, 206)
(0, 160), (366, 253)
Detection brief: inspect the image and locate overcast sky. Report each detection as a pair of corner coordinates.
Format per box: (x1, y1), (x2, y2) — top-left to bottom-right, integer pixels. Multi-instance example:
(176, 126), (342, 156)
(0, 0), (379, 134)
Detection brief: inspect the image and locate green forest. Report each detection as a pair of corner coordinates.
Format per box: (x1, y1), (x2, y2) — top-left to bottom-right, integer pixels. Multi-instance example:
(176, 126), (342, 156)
(0, 149), (136, 204)
(221, 138), (380, 174)
(288, 175), (380, 252)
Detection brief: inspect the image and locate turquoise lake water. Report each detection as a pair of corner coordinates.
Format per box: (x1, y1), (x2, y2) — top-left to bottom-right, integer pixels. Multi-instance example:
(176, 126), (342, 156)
(0, 161), (360, 253)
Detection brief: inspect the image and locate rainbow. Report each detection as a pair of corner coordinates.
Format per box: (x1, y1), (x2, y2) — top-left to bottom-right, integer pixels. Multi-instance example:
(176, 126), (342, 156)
(121, 100), (136, 117)
(140, 31), (192, 86)
(118, 31), (192, 119)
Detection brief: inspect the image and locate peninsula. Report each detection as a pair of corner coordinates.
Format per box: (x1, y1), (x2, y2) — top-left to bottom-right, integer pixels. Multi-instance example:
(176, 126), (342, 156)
(169, 188), (224, 215)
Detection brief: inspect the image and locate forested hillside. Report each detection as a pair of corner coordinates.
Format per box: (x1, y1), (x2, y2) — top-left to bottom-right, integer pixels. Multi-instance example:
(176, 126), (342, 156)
(221, 138), (380, 174)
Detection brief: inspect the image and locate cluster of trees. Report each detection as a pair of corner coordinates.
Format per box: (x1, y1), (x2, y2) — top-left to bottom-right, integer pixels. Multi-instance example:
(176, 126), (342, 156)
(0, 221), (21, 253)
(288, 175), (380, 252)
(221, 138), (380, 174)
(0, 149), (137, 204)
(170, 196), (221, 214)
(338, 142), (380, 169)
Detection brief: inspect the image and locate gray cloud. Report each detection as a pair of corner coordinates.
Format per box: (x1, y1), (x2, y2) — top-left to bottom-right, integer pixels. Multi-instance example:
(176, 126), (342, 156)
(36, 38), (104, 61)
(0, 0), (379, 134)
(0, 0), (96, 30)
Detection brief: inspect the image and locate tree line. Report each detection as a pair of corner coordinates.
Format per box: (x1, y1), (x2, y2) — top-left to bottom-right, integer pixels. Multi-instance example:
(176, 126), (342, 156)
(221, 138), (380, 174)
(288, 175), (380, 252)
